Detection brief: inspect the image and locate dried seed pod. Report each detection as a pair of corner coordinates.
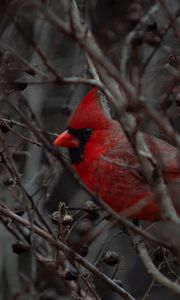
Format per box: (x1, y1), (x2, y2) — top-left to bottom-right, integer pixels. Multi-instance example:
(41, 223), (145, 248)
(64, 268), (78, 281)
(50, 211), (60, 224)
(62, 214), (73, 226)
(77, 244), (89, 257)
(84, 200), (98, 211)
(84, 200), (100, 220)
(103, 251), (120, 266)
(168, 53), (178, 69)
(76, 219), (92, 235)
(12, 241), (30, 254)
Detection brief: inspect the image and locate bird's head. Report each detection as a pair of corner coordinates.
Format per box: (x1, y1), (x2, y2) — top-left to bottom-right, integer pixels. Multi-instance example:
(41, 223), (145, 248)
(53, 88), (112, 163)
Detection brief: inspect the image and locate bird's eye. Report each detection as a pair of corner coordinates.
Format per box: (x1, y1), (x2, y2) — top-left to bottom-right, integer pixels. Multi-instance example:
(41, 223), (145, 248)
(83, 128), (92, 137)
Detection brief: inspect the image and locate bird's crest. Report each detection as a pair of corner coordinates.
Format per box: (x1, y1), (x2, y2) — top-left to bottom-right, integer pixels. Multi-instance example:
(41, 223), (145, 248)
(69, 88), (111, 130)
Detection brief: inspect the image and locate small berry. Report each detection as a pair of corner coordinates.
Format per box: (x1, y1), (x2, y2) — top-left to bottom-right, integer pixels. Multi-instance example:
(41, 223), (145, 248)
(12, 241), (29, 254)
(103, 251), (120, 266)
(64, 268), (78, 281)
(78, 244), (89, 257)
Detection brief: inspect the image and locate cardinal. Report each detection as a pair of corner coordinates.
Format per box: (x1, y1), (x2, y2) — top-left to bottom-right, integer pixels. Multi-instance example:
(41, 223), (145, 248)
(54, 88), (180, 221)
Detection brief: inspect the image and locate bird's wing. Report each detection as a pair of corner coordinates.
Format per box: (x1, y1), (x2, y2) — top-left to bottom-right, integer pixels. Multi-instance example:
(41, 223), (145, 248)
(90, 142), (155, 219)
(99, 132), (180, 184)
(94, 134), (180, 219)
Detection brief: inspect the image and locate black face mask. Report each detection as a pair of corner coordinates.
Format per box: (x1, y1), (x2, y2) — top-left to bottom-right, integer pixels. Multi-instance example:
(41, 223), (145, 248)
(67, 127), (92, 163)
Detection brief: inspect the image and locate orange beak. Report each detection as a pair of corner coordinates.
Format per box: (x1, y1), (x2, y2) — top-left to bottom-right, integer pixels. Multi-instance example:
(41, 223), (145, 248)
(53, 130), (79, 148)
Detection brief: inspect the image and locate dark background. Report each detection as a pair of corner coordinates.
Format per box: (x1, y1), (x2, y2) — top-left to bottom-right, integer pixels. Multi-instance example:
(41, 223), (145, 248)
(0, 1), (180, 299)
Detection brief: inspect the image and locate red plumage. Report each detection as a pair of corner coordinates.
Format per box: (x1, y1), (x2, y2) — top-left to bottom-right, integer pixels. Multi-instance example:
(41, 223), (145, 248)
(54, 88), (180, 221)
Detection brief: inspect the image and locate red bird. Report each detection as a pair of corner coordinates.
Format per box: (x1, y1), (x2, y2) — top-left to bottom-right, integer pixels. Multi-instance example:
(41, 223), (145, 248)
(54, 88), (180, 221)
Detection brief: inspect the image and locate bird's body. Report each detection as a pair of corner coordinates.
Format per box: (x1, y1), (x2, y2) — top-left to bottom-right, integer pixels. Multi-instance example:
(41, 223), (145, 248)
(54, 89), (180, 221)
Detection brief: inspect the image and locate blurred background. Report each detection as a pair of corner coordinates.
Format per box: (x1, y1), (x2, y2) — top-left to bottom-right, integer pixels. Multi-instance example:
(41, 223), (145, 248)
(0, 0), (180, 299)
